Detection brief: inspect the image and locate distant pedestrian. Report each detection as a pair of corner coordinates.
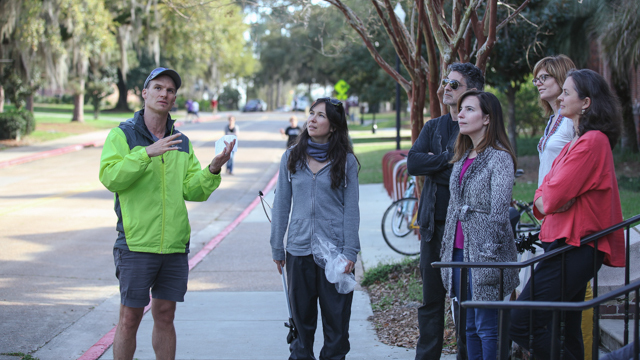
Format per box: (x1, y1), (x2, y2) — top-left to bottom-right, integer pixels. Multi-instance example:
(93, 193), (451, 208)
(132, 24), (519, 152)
(280, 116), (302, 148)
(225, 115), (238, 174)
(210, 98), (218, 113)
(270, 97), (360, 359)
(191, 100), (200, 121)
(99, 67), (234, 360)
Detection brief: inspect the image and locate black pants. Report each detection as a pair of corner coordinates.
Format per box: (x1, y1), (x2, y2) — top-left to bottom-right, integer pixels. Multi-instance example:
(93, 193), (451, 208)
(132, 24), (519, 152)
(510, 240), (605, 360)
(416, 220), (451, 360)
(286, 253), (353, 360)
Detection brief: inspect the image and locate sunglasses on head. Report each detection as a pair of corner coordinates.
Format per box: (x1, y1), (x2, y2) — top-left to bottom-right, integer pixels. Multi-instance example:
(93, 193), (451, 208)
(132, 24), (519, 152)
(442, 78), (464, 90)
(317, 97), (343, 107)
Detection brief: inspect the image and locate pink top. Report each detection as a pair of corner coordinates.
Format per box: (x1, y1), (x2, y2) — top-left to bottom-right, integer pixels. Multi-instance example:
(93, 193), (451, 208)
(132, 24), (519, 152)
(454, 157), (475, 249)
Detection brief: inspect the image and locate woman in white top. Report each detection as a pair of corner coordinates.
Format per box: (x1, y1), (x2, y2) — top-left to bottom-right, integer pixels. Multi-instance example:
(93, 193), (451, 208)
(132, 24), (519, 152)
(529, 55), (596, 359)
(533, 55), (576, 186)
(518, 55), (577, 309)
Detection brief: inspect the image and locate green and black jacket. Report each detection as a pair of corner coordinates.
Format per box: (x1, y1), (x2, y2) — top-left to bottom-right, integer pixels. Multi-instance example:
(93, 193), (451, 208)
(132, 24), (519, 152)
(99, 110), (220, 254)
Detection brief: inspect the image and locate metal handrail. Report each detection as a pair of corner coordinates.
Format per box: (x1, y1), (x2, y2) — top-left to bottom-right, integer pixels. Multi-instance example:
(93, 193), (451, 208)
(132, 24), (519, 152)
(432, 213), (640, 270)
(432, 213), (640, 360)
(463, 279), (640, 311)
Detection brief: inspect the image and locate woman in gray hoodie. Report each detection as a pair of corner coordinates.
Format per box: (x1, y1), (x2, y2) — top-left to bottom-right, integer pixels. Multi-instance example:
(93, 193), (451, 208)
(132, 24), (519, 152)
(440, 91), (519, 360)
(270, 97), (360, 360)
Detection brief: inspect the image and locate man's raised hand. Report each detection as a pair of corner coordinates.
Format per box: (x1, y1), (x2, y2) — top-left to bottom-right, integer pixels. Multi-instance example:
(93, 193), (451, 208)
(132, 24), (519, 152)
(146, 133), (182, 157)
(209, 139), (236, 174)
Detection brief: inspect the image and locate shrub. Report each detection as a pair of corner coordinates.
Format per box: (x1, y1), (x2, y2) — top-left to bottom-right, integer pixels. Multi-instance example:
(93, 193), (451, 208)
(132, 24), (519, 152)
(0, 109), (35, 140)
(361, 256), (419, 287)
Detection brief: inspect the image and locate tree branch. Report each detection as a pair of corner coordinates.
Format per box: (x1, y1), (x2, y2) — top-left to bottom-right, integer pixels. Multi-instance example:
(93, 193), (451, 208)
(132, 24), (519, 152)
(497, 0), (532, 31)
(323, 0), (411, 91)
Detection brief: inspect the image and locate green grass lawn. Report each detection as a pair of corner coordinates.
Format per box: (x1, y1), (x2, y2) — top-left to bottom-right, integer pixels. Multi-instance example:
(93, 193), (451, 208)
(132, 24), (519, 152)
(1, 104), (128, 145)
(348, 112), (413, 131)
(353, 141), (412, 184)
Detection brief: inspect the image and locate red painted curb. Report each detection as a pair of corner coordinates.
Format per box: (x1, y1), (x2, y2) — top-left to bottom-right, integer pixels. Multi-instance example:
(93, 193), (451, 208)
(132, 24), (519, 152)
(0, 114), (221, 170)
(76, 170), (280, 360)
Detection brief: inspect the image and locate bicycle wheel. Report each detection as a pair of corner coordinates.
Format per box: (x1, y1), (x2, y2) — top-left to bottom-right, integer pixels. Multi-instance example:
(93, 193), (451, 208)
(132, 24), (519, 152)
(515, 202), (541, 235)
(381, 197), (421, 256)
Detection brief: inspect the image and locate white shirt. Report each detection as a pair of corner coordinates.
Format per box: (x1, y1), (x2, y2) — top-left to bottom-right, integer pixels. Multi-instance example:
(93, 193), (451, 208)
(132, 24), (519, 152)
(537, 114), (575, 187)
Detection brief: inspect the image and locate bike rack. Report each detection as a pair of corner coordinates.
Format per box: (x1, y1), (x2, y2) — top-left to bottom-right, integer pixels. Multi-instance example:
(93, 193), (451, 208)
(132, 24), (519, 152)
(382, 150), (410, 201)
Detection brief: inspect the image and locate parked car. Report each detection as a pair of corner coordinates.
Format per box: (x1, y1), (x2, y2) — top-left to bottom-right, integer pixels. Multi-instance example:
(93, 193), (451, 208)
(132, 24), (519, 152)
(243, 99), (266, 112)
(291, 96), (309, 112)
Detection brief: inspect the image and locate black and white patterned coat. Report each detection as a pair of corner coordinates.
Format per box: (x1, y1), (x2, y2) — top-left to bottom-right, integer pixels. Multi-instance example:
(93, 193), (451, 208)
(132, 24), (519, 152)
(440, 145), (520, 302)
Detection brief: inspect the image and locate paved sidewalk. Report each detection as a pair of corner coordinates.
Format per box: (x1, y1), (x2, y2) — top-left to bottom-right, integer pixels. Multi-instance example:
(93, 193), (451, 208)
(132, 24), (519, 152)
(32, 183), (453, 360)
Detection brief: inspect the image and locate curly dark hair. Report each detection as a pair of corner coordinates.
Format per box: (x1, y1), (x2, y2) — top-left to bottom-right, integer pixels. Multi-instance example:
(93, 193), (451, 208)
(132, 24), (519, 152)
(287, 98), (360, 189)
(448, 62), (485, 90)
(566, 69), (622, 149)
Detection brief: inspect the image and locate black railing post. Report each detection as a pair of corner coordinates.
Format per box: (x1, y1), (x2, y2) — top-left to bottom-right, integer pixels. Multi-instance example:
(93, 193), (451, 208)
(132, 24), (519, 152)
(560, 252), (566, 360)
(625, 224), (631, 345)
(634, 288), (639, 360)
(460, 267), (468, 355)
(551, 310), (559, 360)
(529, 263), (535, 359)
(498, 268), (505, 360)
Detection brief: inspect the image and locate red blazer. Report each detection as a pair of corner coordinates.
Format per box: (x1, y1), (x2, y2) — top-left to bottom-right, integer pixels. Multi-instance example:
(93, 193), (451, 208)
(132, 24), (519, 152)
(534, 130), (625, 267)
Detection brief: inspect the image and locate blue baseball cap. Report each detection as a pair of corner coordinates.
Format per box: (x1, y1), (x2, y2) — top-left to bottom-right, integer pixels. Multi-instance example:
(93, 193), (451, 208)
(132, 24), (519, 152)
(143, 67), (182, 90)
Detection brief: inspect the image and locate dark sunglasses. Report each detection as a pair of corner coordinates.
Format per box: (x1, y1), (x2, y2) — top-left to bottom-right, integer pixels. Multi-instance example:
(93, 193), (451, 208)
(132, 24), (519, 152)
(441, 78), (463, 90)
(317, 97), (343, 107)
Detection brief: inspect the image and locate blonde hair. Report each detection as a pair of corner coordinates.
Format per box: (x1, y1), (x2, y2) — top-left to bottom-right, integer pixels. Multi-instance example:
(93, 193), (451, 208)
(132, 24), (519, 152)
(533, 55), (576, 117)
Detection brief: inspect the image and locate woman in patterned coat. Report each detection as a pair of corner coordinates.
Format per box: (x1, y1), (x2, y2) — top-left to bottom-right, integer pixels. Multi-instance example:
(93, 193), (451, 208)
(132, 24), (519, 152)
(440, 90), (519, 360)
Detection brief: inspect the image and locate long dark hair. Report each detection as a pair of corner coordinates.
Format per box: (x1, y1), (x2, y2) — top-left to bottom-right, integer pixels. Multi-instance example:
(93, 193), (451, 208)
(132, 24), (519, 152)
(287, 98), (359, 189)
(566, 69), (622, 149)
(451, 90), (517, 170)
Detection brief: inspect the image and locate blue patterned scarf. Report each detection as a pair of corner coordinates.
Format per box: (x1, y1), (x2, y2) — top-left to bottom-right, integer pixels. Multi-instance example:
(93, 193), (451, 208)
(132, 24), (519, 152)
(306, 139), (330, 162)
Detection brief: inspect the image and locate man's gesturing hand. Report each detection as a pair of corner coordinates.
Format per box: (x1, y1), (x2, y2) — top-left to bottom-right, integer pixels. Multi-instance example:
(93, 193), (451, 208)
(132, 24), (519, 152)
(209, 139), (236, 174)
(146, 133), (182, 157)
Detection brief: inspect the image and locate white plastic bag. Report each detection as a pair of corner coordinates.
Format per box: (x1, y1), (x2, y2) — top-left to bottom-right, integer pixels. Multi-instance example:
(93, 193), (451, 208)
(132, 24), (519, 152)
(311, 234), (357, 294)
(215, 135), (238, 156)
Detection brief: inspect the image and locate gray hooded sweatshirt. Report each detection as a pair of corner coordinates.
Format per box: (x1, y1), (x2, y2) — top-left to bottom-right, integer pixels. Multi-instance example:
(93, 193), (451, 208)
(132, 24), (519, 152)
(270, 149), (360, 263)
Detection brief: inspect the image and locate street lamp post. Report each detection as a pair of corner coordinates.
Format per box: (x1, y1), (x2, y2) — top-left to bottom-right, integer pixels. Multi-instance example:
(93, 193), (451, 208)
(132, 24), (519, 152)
(394, 3), (406, 150)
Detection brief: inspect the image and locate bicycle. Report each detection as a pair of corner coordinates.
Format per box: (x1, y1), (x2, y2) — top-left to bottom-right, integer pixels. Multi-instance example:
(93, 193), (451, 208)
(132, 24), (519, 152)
(381, 176), (421, 256)
(511, 169), (542, 236)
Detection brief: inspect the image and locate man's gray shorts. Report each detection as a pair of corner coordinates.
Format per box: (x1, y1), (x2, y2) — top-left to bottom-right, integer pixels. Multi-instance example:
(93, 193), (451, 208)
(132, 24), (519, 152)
(113, 248), (188, 308)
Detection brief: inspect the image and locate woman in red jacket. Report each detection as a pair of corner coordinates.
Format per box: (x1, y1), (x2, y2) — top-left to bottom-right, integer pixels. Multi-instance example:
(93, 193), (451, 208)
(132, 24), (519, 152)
(509, 69), (625, 360)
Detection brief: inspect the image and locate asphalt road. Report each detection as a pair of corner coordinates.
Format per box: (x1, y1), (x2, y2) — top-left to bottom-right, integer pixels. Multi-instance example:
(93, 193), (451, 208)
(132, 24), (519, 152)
(0, 111), (293, 354)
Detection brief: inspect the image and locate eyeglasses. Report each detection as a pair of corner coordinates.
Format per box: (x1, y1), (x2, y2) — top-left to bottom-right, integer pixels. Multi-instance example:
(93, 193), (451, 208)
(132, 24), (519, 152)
(532, 74), (554, 85)
(442, 78), (463, 90)
(317, 97), (343, 107)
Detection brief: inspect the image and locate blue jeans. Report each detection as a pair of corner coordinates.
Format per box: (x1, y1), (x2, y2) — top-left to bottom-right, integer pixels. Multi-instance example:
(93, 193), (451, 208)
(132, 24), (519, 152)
(452, 248), (499, 360)
(226, 152), (234, 173)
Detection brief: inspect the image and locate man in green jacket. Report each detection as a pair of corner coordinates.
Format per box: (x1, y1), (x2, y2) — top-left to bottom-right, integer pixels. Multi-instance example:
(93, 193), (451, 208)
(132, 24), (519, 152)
(99, 67), (234, 360)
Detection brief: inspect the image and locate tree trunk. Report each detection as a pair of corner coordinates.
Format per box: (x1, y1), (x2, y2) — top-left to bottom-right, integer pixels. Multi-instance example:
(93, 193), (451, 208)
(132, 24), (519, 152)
(615, 80), (639, 152)
(506, 84), (518, 155)
(26, 94), (34, 112)
(72, 93), (85, 122)
(111, 67), (131, 112)
(276, 78), (282, 109)
(94, 99), (100, 120)
(410, 75), (426, 144)
(0, 85), (4, 113)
